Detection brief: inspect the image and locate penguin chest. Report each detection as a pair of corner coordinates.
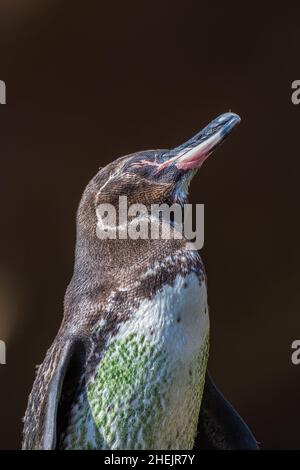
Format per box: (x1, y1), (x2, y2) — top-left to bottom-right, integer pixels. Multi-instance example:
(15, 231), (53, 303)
(61, 272), (209, 450)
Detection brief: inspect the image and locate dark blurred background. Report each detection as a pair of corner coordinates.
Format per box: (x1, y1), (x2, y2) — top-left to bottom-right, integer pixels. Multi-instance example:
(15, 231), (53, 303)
(0, 0), (299, 450)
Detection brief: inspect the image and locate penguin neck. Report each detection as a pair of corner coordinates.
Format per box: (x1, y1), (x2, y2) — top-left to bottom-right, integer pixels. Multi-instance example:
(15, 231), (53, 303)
(64, 225), (203, 324)
(63, 209), (200, 320)
(74, 234), (189, 276)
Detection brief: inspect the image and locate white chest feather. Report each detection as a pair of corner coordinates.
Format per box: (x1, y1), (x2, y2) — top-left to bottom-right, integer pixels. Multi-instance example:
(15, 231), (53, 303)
(61, 273), (209, 450)
(116, 272), (209, 369)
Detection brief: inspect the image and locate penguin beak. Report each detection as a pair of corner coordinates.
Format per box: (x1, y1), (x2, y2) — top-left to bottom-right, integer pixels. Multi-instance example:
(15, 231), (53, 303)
(160, 112), (241, 172)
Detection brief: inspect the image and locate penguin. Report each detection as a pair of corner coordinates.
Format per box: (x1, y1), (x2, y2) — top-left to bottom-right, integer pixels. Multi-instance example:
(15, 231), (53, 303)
(22, 112), (258, 450)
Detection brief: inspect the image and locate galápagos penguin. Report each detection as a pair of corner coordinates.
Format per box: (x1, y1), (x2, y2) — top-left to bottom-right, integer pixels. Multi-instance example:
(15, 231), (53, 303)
(22, 112), (258, 450)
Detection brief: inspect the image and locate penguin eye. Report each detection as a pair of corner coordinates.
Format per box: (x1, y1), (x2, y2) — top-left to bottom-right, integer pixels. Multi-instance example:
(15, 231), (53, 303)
(128, 159), (159, 172)
(129, 160), (150, 169)
(130, 164), (153, 178)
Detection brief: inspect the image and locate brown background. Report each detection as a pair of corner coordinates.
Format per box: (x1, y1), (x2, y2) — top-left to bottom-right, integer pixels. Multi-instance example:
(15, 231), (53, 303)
(0, 1), (299, 450)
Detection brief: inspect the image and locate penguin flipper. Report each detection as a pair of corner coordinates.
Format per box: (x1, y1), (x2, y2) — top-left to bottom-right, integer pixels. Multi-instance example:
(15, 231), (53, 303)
(22, 334), (87, 450)
(194, 373), (259, 449)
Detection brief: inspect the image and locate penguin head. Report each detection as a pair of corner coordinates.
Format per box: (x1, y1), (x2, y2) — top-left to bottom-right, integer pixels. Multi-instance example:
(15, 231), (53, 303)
(77, 112), (240, 242)
(90, 112), (240, 210)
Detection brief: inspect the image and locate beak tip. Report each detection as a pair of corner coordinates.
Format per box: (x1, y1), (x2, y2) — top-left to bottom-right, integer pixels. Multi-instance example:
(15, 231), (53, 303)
(217, 111), (241, 136)
(232, 112), (241, 123)
(218, 111), (241, 125)
(231, 112), (241, 124)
